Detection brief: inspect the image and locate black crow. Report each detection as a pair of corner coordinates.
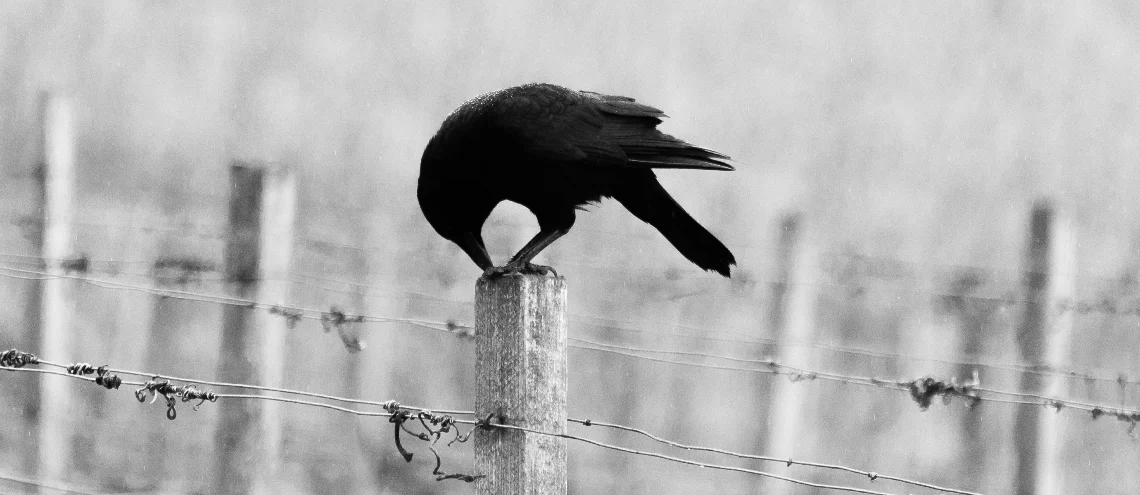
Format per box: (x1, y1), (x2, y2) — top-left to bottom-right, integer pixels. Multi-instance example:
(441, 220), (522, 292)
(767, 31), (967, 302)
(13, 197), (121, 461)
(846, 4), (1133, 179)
(418, 83), (736, 277)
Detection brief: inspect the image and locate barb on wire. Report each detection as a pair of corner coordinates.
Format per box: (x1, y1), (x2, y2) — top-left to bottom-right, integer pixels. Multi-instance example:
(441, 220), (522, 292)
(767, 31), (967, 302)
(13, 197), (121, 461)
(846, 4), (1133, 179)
(268, 305), (304, 329)
(388, 408), (418, 461)
(416, 410), (467, 447)
(1, 348), (39, 368)
(429, 446), (481, 482)
(65, 362), (122, 390)
(382, 401), (483, 482)
(133, 377), (217, 420)
(445, 319), (476, 338)
(321, 306), (366, 352)
(907, 374), (980, 410)
(153, 256), (217, 284)
(60, 254), (89, 274)
(134, 379), (180, 419)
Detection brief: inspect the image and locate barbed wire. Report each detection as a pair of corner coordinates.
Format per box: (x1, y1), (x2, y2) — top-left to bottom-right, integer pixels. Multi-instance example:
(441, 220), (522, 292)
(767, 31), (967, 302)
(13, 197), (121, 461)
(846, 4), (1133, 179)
(567, 338), (1140, 432)
(287, 271), (468, 305)
(5, 249), (1140, 327)
(3, 262), (1138, 395)
(8, 257), (1118, 386)
(2, 295), (1136, 429)
(0, 346), (990, 494)
(569, 316), (1139, 388)
(0, 351), (480, 483)
(7, 242), (1140, 315)
(2, 347), (983, 493)
(0, 265), (473, 339)
(496, 420), (905, 495)
(8, 209), (1135, 289)
(0, 255), (447, 304)
(564, 417), (976, 494)
(0, 252), (466, 304)
(88, 365), (469, 416)
(178, 267), (1140, 389)
(0, 262), (1133, 398)
(0, 349), (975, 494)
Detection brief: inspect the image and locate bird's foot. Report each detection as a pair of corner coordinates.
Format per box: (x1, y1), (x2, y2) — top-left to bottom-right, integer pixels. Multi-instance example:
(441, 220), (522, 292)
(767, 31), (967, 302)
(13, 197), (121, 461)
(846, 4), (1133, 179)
(482, 261), (559, 279)
(520, 262), (558, 277)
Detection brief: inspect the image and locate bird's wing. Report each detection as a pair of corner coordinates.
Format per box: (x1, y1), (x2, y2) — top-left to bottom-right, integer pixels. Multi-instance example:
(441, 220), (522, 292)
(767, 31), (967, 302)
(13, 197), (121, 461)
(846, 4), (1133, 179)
(490, 85), (734, 171)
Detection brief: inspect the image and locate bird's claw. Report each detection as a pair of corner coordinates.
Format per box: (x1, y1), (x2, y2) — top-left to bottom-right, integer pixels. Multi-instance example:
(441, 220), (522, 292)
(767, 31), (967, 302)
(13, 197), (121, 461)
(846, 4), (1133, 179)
(481, 265), (513, 279)
(522, 262), (557, 277)
(482, 262), (558, 279)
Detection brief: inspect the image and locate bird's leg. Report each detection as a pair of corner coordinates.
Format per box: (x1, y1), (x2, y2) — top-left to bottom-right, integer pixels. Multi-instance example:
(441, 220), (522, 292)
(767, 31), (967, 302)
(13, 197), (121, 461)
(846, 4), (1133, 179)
(509, 228), (566, 265)
(483, 228), (567, 278)
(456, 232), (495, 271)
(508, 228), (567, 276)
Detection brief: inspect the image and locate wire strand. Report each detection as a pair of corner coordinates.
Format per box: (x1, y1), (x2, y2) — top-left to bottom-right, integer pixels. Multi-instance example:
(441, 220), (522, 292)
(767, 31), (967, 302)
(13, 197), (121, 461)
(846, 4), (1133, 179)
(3, 352), (974, 495)
(568, 339), (1140, 422)
(4, 261), (1137, 392)
(31, 358), (469, 415)
(0, 265), (468, 338)
(0, 472), (101, 495)
(565, 418), (980, 495)
(569, 316), (1140, 387)
(492, 422), (904, 495)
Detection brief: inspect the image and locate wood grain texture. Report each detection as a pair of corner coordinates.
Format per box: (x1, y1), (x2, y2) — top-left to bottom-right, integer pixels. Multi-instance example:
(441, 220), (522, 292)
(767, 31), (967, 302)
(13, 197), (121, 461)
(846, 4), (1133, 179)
(475, 274), (567, 495)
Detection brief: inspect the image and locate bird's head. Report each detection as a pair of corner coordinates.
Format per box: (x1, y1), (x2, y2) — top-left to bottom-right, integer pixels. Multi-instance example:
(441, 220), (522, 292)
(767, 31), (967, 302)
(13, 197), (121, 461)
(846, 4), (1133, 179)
(417, 145), (459, 242)
(417, 137), (494, 242)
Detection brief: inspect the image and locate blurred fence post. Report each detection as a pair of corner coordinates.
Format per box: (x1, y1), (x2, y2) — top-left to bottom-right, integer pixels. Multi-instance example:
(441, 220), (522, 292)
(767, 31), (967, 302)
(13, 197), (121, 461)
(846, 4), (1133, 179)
(474, 274), (568, 495)
(1013, 201), (1074, 495)
(763, 213), (818, 495)
(213, 162), (296, 494)
(947, 271), (994, 492)
(31, 93), (76, 490)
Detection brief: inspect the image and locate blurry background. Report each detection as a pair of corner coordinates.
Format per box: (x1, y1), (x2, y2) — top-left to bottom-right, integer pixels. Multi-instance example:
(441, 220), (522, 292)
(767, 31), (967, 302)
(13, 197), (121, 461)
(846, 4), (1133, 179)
(3, 1), (1140, 493)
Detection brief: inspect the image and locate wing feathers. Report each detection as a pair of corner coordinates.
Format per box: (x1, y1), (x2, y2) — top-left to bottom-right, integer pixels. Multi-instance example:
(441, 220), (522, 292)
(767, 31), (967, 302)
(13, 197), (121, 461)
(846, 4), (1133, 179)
(576, 90), (732, 171)
(499, 85), (735, 171)
(594, 111), (733, 171)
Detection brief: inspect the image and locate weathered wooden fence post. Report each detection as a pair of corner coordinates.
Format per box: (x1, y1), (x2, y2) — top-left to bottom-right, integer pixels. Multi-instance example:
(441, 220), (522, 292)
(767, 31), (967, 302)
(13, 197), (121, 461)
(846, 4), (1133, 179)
(474, 274), (568, 495)
(763, 213), (818, 495)
(213, 162), (296, 494)
(32, 93), (76, 491)
(1013, 201), (1074, 495)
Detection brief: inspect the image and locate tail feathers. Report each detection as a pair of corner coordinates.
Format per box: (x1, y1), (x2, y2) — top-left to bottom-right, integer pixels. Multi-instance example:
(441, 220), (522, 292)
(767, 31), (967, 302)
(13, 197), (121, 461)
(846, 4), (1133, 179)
(614, 179), (736, 277)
